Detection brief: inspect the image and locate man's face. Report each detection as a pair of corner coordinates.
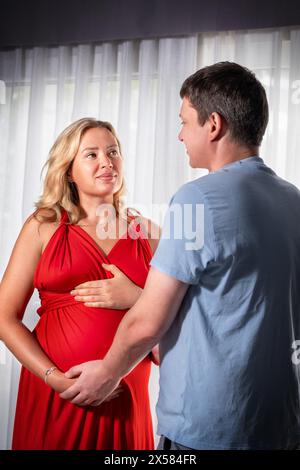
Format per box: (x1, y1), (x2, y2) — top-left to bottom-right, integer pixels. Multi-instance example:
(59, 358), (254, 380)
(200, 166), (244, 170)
(178, 97), (210, 169)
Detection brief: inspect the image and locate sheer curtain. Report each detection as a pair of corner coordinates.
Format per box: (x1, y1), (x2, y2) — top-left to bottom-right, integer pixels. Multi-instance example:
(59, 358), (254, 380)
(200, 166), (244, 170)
(1, 27), (300, 449)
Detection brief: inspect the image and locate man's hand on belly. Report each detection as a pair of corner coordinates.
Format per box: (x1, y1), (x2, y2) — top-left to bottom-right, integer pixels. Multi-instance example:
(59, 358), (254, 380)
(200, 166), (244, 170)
(59, 360), (121, 406)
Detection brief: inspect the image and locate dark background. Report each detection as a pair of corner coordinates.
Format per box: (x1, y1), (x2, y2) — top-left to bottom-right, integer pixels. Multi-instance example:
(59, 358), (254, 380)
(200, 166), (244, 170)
(1, 0), (300, 48)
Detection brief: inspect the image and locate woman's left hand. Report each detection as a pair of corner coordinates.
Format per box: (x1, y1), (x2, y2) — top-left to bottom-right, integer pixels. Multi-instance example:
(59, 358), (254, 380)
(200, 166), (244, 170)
(70, 264), (142, 309)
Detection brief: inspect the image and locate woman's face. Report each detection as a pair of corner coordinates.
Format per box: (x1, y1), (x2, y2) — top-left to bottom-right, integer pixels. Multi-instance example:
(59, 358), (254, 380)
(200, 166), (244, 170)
(70, 127), (123, 200)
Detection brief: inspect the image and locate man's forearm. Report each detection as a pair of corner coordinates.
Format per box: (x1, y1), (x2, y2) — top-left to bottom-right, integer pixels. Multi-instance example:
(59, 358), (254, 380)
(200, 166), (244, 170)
(103, 302), (160, 379)
(102, 267), (188, 381)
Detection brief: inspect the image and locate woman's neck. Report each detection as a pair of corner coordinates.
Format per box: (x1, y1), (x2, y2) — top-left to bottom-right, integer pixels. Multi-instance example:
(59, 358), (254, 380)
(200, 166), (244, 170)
(78, 194), (115, 224)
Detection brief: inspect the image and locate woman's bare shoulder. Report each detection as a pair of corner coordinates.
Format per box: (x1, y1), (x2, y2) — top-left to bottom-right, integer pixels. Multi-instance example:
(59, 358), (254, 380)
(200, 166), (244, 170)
(22, 209), (59, 250)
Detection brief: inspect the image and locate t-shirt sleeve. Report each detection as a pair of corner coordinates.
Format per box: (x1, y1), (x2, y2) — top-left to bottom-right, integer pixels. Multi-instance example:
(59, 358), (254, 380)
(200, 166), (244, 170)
(151, 182), (214, 285)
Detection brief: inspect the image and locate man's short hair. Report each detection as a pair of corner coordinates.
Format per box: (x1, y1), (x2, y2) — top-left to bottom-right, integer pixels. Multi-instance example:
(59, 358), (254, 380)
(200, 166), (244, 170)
(180, 62), (269, 148)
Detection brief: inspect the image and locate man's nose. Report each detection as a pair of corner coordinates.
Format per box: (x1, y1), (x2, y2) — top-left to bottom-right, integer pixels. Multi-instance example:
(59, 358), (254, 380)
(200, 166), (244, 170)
(178, 130), (183, 141)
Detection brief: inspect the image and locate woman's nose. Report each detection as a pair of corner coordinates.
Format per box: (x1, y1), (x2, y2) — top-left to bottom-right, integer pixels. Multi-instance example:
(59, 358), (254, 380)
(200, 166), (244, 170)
(99, 154), (113, 168)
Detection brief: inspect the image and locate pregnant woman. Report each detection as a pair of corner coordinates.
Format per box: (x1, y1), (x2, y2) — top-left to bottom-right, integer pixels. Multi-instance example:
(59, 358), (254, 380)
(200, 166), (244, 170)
(0, 118), (159, 449)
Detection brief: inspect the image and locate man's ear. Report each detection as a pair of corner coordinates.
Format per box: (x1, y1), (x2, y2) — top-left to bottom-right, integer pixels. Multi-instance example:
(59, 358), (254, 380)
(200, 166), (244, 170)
(208, 112), (225, 141)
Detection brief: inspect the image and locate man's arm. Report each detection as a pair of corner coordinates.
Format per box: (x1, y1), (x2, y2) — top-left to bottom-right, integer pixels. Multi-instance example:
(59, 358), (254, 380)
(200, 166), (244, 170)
(104, 266), (188, 376)
(60, 267), (188, 405)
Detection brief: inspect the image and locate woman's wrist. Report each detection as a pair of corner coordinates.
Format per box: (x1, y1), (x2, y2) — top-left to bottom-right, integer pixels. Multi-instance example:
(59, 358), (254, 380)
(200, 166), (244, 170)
(44, 368), (67, 392)
(44, 366), (57, 384)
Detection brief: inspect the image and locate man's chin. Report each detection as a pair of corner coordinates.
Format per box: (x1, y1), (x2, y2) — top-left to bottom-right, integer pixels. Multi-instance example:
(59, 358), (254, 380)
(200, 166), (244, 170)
(188, 156), (209, 170)
(188, 158), (197, 168)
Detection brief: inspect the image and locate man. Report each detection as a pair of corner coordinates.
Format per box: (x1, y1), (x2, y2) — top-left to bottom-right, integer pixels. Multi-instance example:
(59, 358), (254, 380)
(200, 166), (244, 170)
(61, 62), (300, 450)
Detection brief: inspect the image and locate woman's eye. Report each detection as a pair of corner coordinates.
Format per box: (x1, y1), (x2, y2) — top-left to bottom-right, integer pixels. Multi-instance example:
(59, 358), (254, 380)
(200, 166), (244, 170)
(108, 150), (119, 157)
(87, 153), (97, 159)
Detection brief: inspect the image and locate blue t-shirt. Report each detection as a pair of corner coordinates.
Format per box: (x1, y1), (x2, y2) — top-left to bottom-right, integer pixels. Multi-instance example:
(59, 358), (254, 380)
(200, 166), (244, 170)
(151, 156), (300, 449)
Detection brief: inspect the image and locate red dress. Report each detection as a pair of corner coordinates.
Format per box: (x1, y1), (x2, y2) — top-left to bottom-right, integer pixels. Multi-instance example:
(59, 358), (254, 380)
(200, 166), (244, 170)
(12, 210), (154, 450)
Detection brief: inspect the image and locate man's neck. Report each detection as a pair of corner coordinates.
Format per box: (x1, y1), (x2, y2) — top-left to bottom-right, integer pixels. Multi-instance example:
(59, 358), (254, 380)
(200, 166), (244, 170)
(208, 146), (258, 173)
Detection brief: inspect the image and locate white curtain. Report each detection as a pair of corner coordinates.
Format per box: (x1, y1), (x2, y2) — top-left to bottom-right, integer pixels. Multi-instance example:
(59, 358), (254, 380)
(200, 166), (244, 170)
(1, 27), (300, 449)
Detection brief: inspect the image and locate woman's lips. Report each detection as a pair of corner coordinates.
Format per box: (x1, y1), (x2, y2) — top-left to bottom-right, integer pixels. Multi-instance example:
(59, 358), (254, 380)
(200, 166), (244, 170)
(96, 174), (117, 182)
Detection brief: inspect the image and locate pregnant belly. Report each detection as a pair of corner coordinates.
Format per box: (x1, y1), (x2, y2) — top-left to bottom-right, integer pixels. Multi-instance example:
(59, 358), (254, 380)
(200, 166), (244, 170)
(34, 304), (126, 371)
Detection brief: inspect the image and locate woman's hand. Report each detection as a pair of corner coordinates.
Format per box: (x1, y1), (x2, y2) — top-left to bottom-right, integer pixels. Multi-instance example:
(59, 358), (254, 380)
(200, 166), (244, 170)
(70, 264), (142, 309)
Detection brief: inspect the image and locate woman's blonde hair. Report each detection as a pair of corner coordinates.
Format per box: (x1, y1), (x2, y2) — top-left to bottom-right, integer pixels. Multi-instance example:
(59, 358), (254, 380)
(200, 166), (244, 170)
(34, 118), (126, 224)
